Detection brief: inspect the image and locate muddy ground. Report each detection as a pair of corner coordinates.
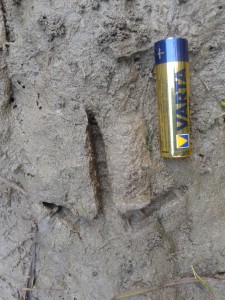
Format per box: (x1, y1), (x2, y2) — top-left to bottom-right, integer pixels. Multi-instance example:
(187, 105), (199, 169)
(0, 0), (225, 299)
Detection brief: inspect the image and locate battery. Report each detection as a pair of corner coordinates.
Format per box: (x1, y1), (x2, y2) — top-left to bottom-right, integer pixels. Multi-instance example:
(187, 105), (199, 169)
(154, 37), (192, 158)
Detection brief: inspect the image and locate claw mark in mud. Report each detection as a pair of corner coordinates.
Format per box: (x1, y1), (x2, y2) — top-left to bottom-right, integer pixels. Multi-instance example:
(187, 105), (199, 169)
(42, 202), (82, 239)
(85, 109), (111, 214)
(122, 190), (176, 225)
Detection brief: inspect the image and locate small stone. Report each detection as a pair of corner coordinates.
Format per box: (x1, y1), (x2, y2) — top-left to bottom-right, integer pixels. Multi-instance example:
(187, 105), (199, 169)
(92, 3), (100, 10)
(78, 9), (85, 14)
(13, 0), (22, 4)
(199, 164), (211, 175)
(218, 117), (224, 125)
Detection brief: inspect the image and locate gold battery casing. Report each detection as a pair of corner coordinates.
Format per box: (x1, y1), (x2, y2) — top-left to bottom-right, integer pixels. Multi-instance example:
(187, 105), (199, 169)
(156, 61), (192, 158)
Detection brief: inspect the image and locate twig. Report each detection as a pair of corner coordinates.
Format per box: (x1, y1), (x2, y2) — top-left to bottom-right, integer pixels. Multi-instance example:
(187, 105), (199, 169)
(0, 175), (28, 196)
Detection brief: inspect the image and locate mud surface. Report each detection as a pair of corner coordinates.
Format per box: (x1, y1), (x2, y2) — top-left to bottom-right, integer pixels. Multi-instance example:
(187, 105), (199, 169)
(0, 0), (225, 299)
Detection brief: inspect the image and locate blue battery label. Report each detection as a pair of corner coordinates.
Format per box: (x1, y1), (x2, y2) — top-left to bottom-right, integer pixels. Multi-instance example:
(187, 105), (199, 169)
(154, 37), (189, 65)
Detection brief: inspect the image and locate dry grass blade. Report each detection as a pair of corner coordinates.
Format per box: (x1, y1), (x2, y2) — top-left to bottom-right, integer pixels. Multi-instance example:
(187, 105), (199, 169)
(0, 175), (28, 196)
(112, 287), (155, 300)
(198, 75), (210, 92)
(191, 265), (225, 298)
(21, 287), (64, 292)
(112, 277), (196, 299)
(215, 112), (225, 119)
(0, 0), (7, 48)
(112, 271), (225, 300)
(24, 243), (37, 300)
(220, 101), (225, 108)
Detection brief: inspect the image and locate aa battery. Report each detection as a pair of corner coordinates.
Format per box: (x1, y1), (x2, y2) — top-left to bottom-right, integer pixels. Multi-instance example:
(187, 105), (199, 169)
(154, 37), (192, 158)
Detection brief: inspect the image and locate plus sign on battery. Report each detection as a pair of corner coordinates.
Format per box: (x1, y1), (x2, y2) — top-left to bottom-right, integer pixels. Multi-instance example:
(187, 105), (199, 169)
(157, 48), (164, 59)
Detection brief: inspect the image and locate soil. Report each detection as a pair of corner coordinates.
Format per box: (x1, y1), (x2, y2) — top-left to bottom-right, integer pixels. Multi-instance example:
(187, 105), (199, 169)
(0, 0), (225, 299)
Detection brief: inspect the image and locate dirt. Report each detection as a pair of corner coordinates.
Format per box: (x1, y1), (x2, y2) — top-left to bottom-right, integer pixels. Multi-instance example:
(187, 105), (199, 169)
(0, 0), (225, 299)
